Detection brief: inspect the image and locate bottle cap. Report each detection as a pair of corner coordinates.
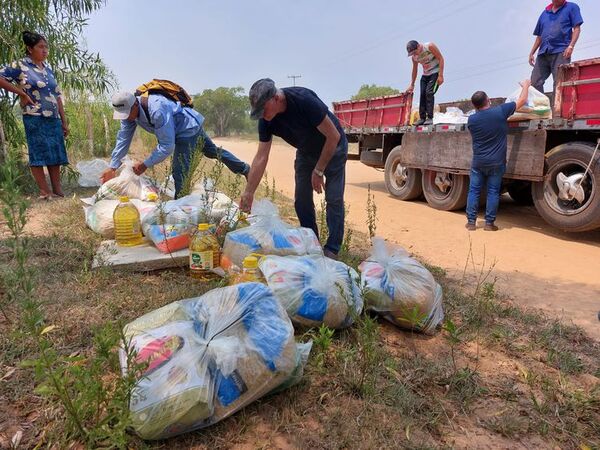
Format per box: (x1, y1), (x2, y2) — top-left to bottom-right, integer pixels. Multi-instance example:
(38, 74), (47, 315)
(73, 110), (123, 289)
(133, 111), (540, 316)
(119, 196), (129, 202)
(242, 256), (258, 269)
(197, 223), (210, 231)
(147, 193), (158, 201)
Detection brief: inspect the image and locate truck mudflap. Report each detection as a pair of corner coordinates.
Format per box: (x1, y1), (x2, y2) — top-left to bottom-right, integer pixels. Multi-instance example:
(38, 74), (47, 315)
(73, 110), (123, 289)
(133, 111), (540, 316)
(398, 129), (547, 181)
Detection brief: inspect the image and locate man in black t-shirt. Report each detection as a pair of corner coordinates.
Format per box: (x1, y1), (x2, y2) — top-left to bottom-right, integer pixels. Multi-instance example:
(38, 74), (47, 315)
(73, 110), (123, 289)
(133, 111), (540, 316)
(241, 78), (348, 259)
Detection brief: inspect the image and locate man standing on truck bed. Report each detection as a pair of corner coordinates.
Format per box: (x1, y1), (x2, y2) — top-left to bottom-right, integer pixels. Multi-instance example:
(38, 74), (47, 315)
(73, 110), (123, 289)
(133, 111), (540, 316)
(529, 0), (583, 95)
(406, 40), (445, 126)
(240, 78), (348, 260)
(465, 80), (531, 232)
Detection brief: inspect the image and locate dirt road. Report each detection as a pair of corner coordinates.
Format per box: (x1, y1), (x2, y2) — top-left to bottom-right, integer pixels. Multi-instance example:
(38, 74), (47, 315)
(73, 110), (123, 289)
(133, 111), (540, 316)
(216, 137), (600, 339)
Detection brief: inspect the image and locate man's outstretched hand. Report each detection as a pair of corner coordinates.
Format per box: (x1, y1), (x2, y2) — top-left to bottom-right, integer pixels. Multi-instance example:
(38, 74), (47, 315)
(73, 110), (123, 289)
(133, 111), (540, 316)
(240, 191), (254, 213)
(133, 162), (147, 176)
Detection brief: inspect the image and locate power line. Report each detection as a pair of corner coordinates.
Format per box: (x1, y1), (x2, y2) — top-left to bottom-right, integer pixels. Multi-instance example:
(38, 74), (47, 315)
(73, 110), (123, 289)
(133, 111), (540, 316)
(321, 0), (483, 70)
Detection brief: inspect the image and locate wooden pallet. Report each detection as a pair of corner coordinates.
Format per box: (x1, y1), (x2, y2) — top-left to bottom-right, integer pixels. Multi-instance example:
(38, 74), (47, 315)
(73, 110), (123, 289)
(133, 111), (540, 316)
(92, 239), (188, 272)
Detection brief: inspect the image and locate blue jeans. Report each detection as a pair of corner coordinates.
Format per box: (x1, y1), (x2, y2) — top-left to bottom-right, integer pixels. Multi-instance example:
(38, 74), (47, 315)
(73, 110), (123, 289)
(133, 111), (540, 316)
(466, 164), (505, 224)
(294, 141), (348, 254)
(172, 127), (249, 198)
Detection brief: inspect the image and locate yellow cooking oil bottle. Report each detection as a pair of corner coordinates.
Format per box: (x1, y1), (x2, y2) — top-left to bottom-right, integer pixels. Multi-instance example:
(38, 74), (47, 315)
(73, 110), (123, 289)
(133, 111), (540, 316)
(189, 223), (221, 280)
(113, 196), (143, 246)
(229, 255), (265, 285)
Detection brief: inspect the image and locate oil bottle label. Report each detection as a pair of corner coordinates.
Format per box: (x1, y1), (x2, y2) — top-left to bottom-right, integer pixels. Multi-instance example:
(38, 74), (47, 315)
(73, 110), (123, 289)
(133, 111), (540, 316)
(190, 251), (214, 270)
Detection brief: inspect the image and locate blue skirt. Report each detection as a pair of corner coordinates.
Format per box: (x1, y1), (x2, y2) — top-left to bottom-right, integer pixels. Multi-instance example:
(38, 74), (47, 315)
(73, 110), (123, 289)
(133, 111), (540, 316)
(23, 115), (69, 167)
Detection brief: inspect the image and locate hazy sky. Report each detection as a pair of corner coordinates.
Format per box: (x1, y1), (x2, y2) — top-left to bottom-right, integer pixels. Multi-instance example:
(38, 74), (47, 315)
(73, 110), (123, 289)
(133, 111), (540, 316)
(84, 0), (600, 107)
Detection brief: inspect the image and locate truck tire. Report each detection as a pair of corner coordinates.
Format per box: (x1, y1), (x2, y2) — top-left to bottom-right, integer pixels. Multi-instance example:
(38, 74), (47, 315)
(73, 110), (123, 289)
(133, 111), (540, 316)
(507, 181), (534, 206)
(532, 141), (600, 232)
(384, 146), (423, 200)
(422, 169), (469, 211)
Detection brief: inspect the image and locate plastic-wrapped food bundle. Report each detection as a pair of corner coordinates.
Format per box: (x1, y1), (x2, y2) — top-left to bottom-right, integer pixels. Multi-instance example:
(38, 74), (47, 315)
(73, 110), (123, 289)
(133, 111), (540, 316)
(76, 159), (110, 187)
(92, 159), (160, 203)
(223, 199), (322, 267)
(506, 85), (552, 121)
(120, 283), (307, 440)
(359, 238), (444, 334)
(142, 193), (238, 253)
(83, 198), (156, 238)
(259, 255), (363, 329)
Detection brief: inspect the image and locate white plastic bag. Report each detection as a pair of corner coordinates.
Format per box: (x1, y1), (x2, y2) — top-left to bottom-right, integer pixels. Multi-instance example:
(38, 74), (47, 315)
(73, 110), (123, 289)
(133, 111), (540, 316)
(76, 159), (110, 187)
(359, 238), (444, 334)
(506, 85), (552, 120)
(223, 200), (322, 267)
(260, 255), (363, 329)
(433, 106), (469, 125)
(83, 198), (156, 238)
(119, 283), (308, 440)
(92, 159), (160, 203)
(142, 193), (238, 253)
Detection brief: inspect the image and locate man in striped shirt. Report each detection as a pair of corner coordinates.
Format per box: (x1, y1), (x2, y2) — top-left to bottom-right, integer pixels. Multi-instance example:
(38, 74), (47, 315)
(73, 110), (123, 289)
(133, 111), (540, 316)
(406, 40), (445, 126)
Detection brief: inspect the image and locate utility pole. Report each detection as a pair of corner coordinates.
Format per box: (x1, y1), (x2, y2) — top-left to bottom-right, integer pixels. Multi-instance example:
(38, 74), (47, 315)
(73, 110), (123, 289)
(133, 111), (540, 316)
(287, 75), (302, 86)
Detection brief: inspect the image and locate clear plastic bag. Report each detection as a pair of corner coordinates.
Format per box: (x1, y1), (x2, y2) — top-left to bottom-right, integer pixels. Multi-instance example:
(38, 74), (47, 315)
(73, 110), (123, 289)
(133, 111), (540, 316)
(142, 193), (238, 253)
(223, 199), (322, 267)
(92, 159), (160, 203)
(119, 283), (307, 440)
(76, 159), (110, 187)
(506, 85), (552, 120)
(359, 238), (444, 334)
(259, 255), (363, 329)
(83, 198), (156, 238)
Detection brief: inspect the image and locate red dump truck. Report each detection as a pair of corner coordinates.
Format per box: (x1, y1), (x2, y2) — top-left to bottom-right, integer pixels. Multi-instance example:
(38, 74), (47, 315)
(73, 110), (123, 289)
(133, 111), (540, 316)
(333, 58), (600, 232)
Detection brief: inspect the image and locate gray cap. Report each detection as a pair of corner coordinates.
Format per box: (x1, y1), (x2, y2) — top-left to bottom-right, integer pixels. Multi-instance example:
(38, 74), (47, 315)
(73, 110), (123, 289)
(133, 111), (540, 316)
(406, 40), (419, 56)
(249, 78), (277, 120)
(111, 91), (136, 120)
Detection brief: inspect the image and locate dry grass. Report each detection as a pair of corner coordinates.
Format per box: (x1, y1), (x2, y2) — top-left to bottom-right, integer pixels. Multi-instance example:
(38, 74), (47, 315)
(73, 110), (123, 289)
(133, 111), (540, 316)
(0, 144), (599, 449)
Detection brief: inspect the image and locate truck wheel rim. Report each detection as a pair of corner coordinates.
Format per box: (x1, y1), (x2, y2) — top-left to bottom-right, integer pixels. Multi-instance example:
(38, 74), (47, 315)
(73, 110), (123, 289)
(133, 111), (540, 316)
(391, 161), (408, 190)
(544, 159), (595, 216)
(428, 171), (453, 200)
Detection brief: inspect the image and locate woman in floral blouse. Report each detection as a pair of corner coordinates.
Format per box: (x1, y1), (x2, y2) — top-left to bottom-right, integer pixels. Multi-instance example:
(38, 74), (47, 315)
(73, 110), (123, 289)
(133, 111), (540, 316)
(0, 31), (69, 200)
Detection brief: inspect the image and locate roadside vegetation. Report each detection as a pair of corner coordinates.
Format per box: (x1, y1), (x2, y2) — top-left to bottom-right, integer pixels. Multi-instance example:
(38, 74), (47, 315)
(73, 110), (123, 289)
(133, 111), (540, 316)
(0, 133), (598, 449)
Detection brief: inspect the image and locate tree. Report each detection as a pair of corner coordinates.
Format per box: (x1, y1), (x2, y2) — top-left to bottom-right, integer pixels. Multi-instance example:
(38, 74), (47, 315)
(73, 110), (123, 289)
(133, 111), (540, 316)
(352, 84), (401, 100)
(194, 87), (251, 137)
(0, 0), (114, 155)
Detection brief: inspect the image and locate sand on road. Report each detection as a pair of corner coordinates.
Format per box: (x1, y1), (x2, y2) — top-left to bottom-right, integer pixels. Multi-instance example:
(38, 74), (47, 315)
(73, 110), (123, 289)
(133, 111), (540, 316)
(216, 137), (600, 339)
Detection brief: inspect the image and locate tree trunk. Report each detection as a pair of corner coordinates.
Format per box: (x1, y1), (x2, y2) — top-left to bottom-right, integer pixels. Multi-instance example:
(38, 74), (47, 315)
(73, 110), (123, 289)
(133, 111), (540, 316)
(86, 108), (94, 156)
(102, 113), (110, 156)
(0, 117), (7, 164)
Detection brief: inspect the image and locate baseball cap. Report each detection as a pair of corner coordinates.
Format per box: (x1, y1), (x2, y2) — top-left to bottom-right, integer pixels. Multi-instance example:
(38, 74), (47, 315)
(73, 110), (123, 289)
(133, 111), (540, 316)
(111, 91), (136, 120)
(406, 40), (419, 56)
(249, 78), (277, 120)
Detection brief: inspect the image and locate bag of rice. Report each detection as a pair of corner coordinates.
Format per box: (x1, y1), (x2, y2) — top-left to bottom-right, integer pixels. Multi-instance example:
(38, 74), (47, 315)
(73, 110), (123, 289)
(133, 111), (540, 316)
(359, 238), (444, 334)
(120, 282), (308, 440)
(223, 199), (322, 267)
(259, 255), (363, 329)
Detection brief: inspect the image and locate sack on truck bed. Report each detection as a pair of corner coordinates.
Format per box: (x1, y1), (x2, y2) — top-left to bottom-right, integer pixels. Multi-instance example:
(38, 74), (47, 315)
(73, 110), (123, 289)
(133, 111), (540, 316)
(222, 199), (322, 268)
(120, 282), (308, 440)
(506, 85), (552, 121)
(359, 237), (444, 334)
(259, 255), (363, 329)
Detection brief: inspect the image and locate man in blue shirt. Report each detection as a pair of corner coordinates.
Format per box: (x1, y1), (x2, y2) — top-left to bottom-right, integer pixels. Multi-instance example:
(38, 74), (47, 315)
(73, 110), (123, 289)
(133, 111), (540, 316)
(100, 91), (249, 198)
(465, 80), (530, 231)
(529, 0), (583, 95)
(240, 78), (348, 259)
